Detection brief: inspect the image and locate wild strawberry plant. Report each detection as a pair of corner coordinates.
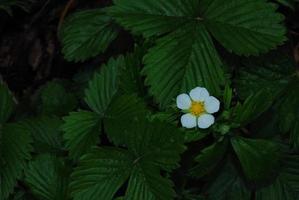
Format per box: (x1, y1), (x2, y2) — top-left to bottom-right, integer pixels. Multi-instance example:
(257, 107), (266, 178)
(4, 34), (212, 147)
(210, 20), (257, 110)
(1, 0), (299, 200)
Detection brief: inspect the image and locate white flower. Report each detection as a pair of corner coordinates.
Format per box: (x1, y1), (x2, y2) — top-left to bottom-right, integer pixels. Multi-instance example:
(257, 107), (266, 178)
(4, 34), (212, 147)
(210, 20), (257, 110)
(176, 87), (220, 129)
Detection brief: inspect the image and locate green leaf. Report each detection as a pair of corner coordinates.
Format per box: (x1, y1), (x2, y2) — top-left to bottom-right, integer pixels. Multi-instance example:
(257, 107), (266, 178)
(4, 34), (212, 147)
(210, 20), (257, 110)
(189, 140), (228, 178)
(104, 95), (149, 146)
(61, 9), (119, 62)
(231, 137), (280, 181)
(0, 84), (15, 124)
(71, 120), (185, 200)
(274, 80), (299, 148)
(256, 153), (299, 199)
(70, 147), (133, 200)
(234, 89), (274, 126)
(236, 51), (295, 99)
(0, 123), (32, 200)
(199, 0), (286, 55)
(25, 154), (71, 200)
(119, 47), (146, 96)
(109, 0), (200, 37)
(143, 23), (225, 107)
(85, 56), (124, 115)
(125, 120), (186, 172)
(223, 84), (233, 109)
(62, 111), (101, 160)
(125, 165), (175, 200)
(207, 161), (251, 200)
(39, 81), (78, 116)
(22, 116), (64, 154)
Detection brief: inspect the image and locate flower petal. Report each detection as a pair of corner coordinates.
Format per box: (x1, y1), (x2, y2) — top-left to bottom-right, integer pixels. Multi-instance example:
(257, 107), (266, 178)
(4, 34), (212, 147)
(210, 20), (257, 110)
(204, 96), (220, 114)
(189, 87), (210, 102)
(181, 114), (197, 129)
(176, 93), (191, 110)
(198, 114), (215, 129)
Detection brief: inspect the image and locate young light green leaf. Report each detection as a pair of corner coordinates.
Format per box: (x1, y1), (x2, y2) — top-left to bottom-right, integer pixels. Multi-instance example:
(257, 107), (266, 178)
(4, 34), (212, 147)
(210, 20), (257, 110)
(85, 56), (124, 115)
(199, 0), (286, 56)
(0, 84), (15, 124)
(143, 23), (225, 107)
(61, 9), (119, 62)
(231, 137), (280, 181)
(62, 111), (101, 160)
(25, 154), (71, 200)
(0, 123), (32, 200)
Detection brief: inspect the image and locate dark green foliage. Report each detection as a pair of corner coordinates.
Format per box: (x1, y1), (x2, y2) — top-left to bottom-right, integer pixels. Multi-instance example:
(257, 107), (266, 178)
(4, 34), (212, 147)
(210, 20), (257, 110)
(2, 0), (299, 199)
(24, 154), (71, 200)
(61, 9), (119, 62)
(0, 84), (15, 123)
(38, 81), (78, 116)
(0, 123), (32, 199)
(231, 137), (280, 181)
(70, 120), (185, 200)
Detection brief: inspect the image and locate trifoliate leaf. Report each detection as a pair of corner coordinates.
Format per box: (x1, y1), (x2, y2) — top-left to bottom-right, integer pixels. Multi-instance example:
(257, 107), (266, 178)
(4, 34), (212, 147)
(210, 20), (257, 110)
(189, 140), (228, 178)
(39, 81), (78, 116)
(85, 56), (124, 115)
(110, 0), (286, 106)
(22, 116), (64, 154)
(71, 120), (185, 200)
(25, 154), (71, 200)
(231, 137), (280, 181)
(199, 0), (286, 56)
(62, 111), (101, 160)
(104, 94), (149, 146)
(70, 147), (133, 200)
(207, 162), (251, 200)
(61, 9), (119, 62)
(143, 23), (225, 107)
(0, 84), (15, 124)
(0, 123), (32, 200)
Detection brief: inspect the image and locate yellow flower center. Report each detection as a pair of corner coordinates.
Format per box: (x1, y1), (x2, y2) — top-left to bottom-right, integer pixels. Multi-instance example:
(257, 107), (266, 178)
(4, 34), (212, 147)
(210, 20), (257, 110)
(190, 101), (205, 116)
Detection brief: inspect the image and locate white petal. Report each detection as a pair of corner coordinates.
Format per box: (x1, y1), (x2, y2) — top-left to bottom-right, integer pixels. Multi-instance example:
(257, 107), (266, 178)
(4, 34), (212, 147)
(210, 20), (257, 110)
(204, 96), (220, 114)
(176, 94), (191, 110)
(181, 114), (197, 129)
(197, 114), (215, 129)
(189, 87), (210, 102)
